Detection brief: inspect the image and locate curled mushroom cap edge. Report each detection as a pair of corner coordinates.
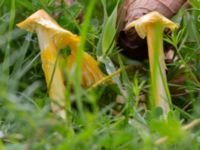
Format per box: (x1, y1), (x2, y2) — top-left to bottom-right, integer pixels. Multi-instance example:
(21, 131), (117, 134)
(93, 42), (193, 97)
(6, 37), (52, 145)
(17, 9), (80, 50)
(125, 11), (179, 39)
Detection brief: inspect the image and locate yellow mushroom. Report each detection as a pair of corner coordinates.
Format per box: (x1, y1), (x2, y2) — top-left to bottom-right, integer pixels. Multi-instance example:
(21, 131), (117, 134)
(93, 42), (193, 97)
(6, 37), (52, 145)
(17, 9), (104, 119)
(126, 11), (178, 115)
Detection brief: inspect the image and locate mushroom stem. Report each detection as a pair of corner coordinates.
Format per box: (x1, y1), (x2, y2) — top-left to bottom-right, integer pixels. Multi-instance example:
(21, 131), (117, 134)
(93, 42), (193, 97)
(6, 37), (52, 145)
(36, 28), (66, 119)
(146, 23), (170, 113)
(125, 12), (178, 116)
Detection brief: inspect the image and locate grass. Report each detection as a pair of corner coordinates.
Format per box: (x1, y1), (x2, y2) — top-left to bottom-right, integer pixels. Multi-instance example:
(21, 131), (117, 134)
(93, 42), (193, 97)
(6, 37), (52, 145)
(0, 0), (200, 149)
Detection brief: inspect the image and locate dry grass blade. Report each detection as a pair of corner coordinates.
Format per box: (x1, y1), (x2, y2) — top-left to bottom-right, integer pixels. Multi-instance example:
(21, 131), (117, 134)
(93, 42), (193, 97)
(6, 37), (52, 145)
(155, 119), (200, 145)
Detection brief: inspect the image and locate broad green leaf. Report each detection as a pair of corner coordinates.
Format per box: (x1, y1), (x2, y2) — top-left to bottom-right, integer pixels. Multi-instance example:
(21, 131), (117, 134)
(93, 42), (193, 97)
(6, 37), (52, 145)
(96, 0), (109, 57)
(101, 2), (118, 56)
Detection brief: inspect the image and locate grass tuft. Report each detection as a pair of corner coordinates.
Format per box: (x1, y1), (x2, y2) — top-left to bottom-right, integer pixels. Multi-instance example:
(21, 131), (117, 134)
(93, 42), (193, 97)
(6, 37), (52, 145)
(0, 0), (200, 149)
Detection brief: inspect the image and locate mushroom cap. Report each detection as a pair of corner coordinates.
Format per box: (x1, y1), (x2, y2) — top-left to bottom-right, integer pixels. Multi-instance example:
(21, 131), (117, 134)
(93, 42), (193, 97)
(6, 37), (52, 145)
(125, 11), (179, 39)
(17, 9), (80, 49)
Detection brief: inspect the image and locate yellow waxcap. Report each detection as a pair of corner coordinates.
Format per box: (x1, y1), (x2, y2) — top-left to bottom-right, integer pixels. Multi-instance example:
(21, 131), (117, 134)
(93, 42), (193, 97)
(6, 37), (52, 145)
(17, 9), (80, 49)
(125, 11), (179, 39)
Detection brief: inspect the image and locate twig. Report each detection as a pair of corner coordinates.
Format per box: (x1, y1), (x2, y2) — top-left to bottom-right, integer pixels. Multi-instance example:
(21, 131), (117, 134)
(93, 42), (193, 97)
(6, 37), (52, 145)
(89, 66), (131, 89)
(155, 118), (200, 145)
(182, 101), (193, 111)
(182, 119), (200, 131)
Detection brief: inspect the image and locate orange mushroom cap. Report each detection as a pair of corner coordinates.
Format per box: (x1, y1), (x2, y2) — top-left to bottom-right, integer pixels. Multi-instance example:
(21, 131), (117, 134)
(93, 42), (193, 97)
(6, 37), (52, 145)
(125, 11), (179, 39)
(17, 9), (80, 49)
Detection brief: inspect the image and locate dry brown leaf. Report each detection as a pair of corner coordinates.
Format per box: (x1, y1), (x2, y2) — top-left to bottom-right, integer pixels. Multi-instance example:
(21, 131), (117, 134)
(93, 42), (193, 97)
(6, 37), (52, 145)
(117, 0), (187, 60)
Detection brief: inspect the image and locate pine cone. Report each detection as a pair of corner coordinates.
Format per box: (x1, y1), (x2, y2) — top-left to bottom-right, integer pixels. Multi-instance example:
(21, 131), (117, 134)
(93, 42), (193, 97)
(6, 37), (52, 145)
(117, 0), (187, 60)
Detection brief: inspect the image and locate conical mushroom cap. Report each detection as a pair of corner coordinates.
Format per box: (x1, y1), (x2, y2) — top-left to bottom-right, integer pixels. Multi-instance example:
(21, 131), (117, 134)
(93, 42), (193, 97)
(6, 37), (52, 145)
(17, 9), (80, 49)
(125, 11), (178, 39)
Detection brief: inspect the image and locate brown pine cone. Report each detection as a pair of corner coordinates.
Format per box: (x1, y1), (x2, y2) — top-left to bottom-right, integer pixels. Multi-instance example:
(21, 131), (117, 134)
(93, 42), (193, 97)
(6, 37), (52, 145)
(117, 0), (187, 60)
